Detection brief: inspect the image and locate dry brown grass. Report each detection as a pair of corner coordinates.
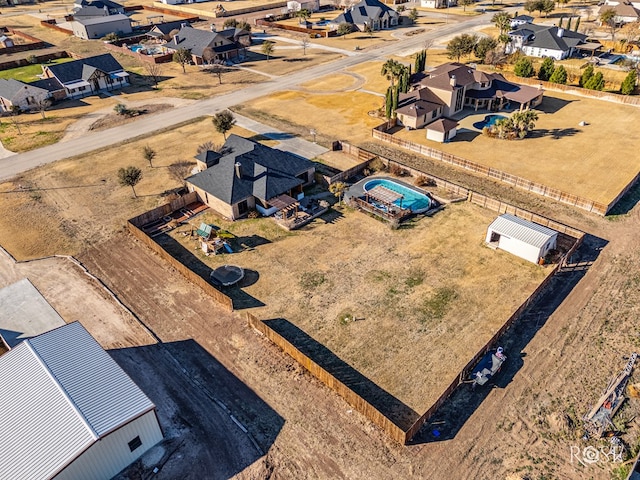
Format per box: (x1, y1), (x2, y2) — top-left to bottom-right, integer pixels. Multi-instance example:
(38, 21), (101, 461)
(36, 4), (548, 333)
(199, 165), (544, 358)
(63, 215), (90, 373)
(392, 91), (640, 205)
(0, 119), (262, 259)
(243, 41), (343, 76)
(165, 201), (549, 413)
(237, 89), (384, 143)
(299, 73), (358, 91)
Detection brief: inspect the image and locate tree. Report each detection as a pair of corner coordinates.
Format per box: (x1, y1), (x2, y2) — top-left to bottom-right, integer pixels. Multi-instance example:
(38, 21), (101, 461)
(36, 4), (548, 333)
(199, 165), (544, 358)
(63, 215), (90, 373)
(337, 22), (353, 38)
(574, 16), (581, 32)
(459, 0), (474, 12)
(485, 110), (538, 139)
(103, 32), (119, 42)
(209, 61), (226, 84)
(538, 57), (555, 81)
(408, 8), (419, 24)
(514, 57), (535, 77)
(446, 33), (477, 62)
(329, 181), (347, 204)
(9, 105), (22, 135)
(600, 8), (619, 40)
(415, 49), (427, 73)
(485, 47), (507, 68)
(558, 16), (564, 28)
(118, 166), (143, 198)
(261, 40), (275, 60)
(541, 0), (555, 17)
(621, 69), (637, 94)
(297, 8), (311, 22)
(144, 62), (163, 88)
(169, 161), (196, 186)
(202, 47), (216, 65)
(549, 64), (568, 84)
(584, 71), (605, 90)
(492, 12), (512, 35)
(381, 59), (404, 89)
(474, 37), (498, 63)
(26, 54), (38, 64)
(142, 145), (156, 168)
(364, 23), (373, 37)
(621, 20), (640, 44)
(579, 64), (594, 87)
(524, 0), (537, 15)
(212, 110), (236, 139)
(173, 48), (191, 73)
(114, 103), (130, 116)
(301, 36), (310, 54)
(34, 98), (51, 119)
(566, 16), (573, 30)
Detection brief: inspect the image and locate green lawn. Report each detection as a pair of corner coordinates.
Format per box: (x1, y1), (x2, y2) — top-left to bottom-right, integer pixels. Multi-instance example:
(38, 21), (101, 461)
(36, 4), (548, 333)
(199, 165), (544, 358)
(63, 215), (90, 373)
(0, 58), (74, 82)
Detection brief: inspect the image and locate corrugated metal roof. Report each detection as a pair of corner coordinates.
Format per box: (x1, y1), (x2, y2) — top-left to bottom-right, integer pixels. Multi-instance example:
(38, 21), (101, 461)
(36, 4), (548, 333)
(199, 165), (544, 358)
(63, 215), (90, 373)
(488, 213), (558, 248)
(0, 322), (156, 480)
(29, 321), (155, 436)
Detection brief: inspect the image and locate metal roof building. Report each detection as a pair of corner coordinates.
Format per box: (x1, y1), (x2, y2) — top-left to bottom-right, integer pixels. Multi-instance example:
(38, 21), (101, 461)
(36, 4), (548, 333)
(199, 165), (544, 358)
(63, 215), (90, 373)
(485, 213), (558, 264)
(0, 321), (163, 480)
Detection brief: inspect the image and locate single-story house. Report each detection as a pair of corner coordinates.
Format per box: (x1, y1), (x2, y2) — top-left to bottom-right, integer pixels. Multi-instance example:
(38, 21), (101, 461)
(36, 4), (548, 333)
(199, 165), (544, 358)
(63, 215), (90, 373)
(599, 1), (640, 24)
(507, 23), (588, 60)
(287, 0), (320, 11)
(396, 62), (543, 141)
(485, 213), (558, 264)
(41, 53), (129, 99)
(331, 0), (399, 31)
(74, 0), (124, 15)
(0, 321), (163, 480)
(72, 13), (132, 40)
(186, 134), (315, 220)
(420, 0), (456, 8)
(164, 24), (243, 64)
(31, 77), (68, 101)
(0, 78), (50, 113)
(146, 20), (187, 41)
(510, 14), (533, 28)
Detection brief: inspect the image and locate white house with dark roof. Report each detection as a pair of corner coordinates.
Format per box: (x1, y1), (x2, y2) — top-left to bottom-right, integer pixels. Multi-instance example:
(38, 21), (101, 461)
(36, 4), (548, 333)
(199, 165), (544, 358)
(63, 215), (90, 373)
(186, 134), (315, 220)
(41, 53), (129, 98)
(507, 23), (588, 59)
(395, 62), (543, 141)
(599, 0), (640, 24)
(331, 0), (399, 31)
(510, 14), (534, 28)
(0, 78), (50, 112)
(0, 321), (163, 480)
(485, 213), (558, 264)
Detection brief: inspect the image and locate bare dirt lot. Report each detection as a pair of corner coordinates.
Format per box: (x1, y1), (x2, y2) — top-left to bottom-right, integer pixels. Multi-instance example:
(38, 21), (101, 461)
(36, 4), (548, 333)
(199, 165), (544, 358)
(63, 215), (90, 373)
(159, 201), (550, 421)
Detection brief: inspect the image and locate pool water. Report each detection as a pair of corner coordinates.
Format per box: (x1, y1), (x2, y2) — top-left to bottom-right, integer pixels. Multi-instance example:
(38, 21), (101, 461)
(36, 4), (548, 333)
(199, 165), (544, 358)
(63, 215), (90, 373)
(363, 178), (431, 212)
(130, 44), (143, 53)
(474, 114), (507, 130)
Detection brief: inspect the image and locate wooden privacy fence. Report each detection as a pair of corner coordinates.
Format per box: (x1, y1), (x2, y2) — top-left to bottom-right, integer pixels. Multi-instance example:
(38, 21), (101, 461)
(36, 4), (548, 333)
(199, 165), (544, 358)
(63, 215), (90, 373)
(371, 125), (612, 215)
(127, 194), (234, 312)
(500, 72), (640, 107)
(247, 313), (408, 444)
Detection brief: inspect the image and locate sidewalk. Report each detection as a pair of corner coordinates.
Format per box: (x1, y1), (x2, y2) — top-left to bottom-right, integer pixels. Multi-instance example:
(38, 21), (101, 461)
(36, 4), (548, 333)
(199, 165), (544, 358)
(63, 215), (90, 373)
(233, 113), (328, 159)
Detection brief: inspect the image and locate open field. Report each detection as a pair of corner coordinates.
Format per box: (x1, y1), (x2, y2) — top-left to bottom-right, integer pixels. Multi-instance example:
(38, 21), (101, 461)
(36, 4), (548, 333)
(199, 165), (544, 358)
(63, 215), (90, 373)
(159, 200), (550, 416)
(391, 91), (640, 205)
(243, 39), (343, 76)
(0, 118), (266, 259)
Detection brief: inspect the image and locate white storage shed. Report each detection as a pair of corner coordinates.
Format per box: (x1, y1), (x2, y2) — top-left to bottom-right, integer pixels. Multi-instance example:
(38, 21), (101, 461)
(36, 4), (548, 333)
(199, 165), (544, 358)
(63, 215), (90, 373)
(485, 213), (558, 264)
(0, 321), (163, 480)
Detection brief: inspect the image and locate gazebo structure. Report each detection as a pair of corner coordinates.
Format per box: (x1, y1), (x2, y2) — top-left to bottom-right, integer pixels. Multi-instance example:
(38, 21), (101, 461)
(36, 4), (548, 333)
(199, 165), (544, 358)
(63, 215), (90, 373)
(270, 194), (300, 222)
(364, 185), (411, 218)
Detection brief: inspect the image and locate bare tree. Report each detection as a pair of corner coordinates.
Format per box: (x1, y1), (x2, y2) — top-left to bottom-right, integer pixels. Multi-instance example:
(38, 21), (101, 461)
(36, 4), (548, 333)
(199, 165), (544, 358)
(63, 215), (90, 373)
(144, 62), (163, 88)
(301, 36), (310, 55)
(169, 161), (196, 186)
(209, 60), (226, 84)
(9, 105), (21, 135)
(202, 47), (216, 65)
(34, 98), (51, 119)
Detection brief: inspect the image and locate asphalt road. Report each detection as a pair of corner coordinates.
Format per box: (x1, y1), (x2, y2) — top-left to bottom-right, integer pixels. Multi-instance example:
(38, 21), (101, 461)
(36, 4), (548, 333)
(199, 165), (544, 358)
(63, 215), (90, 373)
(0, 12), (494, 182)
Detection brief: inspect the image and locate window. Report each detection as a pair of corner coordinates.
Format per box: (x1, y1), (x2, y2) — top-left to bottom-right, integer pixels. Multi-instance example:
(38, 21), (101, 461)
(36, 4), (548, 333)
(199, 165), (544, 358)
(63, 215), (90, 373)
(238, 200), (249, 215)
(128, 436), (142, 452)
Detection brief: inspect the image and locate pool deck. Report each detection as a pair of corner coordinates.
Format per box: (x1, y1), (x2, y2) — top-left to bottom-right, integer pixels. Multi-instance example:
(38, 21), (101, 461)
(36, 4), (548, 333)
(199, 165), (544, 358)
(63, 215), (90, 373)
(345, 175), (433, 204)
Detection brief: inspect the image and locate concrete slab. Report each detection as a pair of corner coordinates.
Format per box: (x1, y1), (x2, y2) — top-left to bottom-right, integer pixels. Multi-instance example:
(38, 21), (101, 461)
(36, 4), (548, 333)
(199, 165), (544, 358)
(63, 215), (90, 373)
(0, 278), (65, 348)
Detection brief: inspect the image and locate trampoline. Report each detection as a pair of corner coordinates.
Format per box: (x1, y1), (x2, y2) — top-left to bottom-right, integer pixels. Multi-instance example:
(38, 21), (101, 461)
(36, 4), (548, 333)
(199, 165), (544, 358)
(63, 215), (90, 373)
(210, 265), (244, 286)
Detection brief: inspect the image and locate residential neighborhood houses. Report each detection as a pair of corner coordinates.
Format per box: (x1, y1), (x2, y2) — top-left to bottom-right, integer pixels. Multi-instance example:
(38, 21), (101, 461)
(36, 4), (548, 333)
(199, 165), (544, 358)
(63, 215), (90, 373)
(1, 0), (640, 478)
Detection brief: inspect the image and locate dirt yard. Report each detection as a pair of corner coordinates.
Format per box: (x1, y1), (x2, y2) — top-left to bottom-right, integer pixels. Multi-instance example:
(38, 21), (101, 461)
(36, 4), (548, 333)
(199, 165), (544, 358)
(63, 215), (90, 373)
(159, 200), (551, 420)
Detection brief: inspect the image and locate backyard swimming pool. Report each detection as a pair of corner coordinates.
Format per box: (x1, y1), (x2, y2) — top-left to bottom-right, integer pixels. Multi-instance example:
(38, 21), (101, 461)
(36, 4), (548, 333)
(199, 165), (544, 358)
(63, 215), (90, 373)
(363, 178), (432, 213)
(474, 114), (507, 130)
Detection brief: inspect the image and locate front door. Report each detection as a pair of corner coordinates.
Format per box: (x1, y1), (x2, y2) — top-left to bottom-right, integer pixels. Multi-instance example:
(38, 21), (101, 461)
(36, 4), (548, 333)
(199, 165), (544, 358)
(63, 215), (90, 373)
(92, 79), (100, 93)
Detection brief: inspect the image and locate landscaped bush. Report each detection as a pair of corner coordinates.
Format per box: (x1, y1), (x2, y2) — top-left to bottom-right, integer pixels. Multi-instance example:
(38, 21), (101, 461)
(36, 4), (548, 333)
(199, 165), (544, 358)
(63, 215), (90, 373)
(368, 158), (387, 173)
(247, 209), (260, 219)
(414, 174), (436, 187)
(389, 163), (407, 176)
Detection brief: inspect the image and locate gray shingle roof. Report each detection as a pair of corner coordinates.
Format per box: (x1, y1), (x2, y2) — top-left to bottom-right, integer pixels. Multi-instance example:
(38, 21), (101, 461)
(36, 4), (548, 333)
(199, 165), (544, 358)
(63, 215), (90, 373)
(186, 134), (314, 205)
(0, 321), (156, 480)
(0, 79), (48, 102)
(45, 53), (125, 85)
(149, 20), (188, 36)
(75, 13), (130, 26)
(165, 25), (233, 57)
(488, 213), (557, 248)
(331, 0), (397, 24)
(30, 77), (65, 92)
(509, 23), (587, 51)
